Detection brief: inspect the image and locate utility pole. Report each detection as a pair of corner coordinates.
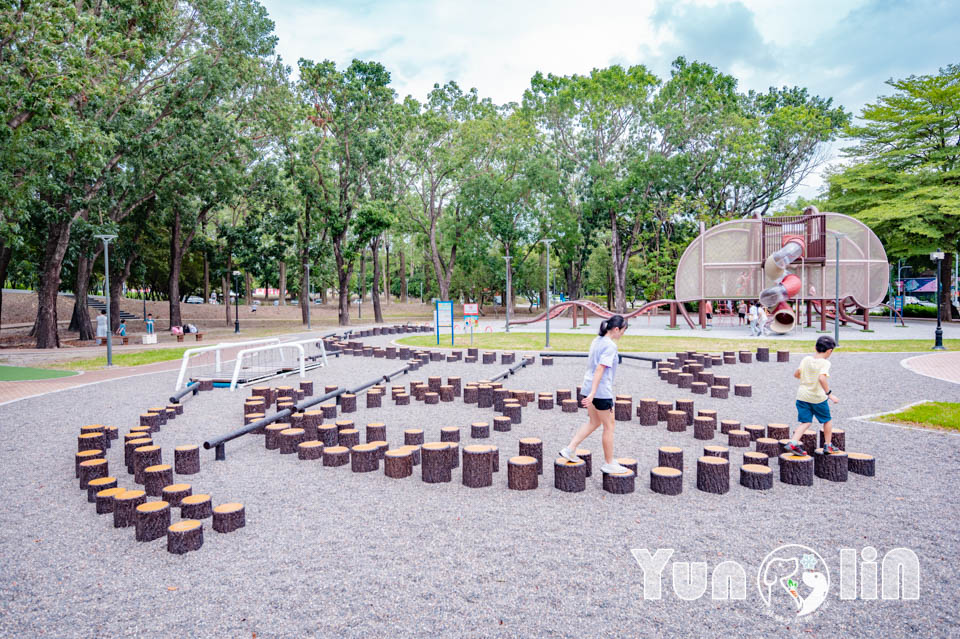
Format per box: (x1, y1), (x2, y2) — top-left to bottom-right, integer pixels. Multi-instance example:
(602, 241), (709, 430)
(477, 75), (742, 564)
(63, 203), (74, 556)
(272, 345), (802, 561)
(94, 234), (117, 366)
(541, 238), (554, 347)
(503, 251), (512, 334)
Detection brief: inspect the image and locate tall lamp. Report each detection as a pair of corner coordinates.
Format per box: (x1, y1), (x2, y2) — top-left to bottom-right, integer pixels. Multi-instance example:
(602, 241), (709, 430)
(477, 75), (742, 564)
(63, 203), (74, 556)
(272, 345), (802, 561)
(233, 270), (240, 333)
(94, 234), (118, 366)
(541, 238), (554, 347)
(932, 250), (945, 350)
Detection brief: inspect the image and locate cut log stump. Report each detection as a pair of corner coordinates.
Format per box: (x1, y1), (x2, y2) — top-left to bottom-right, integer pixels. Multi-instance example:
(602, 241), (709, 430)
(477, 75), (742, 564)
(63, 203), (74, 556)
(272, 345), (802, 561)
(675, 399), (694, 425)
(744, 425), (765, 441)
(143, 464), (173, 497)
(167, 520), (203, 554)
(279, 428), (305, 454)
(298, 441), (324, 460)
(703, 445), (730, 460)
(800, 432), (817, 455)
(113, 490), (146, 528)
(507, 456), (538, 490)
(135, 501), (171, 542)
(819, 429), (846, 451)
(743, 451), (769, 467)
(421, 442), (452, 483)
(734, 384), (752, 397)
(658, 446), (683, 471)
(366, 422), (387, 444)
(265, 423), (288, 450)
(384, 449), (413, 479)
(667, 410), (687, 432)
(602, 469), (636, 494)
(657, 401), (673, 422)
(79, 458), (109, 490)
(180, 493), (213, 519)
(740, 463), (774, 490)
(161, 483), (192, 507)
(553, 458), (586, 493)
(779, 454), (814, 486)
(75, 449), (104, 479)
(463, 386), (479, 404)
(404, 429), (425, 446)
(493, 416), (512, 432)
(720, 420), (740, 435)
(755, 437), (781, 459)
(518, 438), (543, 474)
(556, 389), (572, 403)
(212, 502), (245, 533)
(694, 416), (715, 440)
(86, 476), (117, 503)
(174, 445), (200, 475)
(614, 400), (633, 421)
(95, 486), (124, 514)
(471, 422), (490, 439)
(351, 443), (379, 473)
(319, 424), (340, 448)
(767, 424), (790, 440)
(462, 445), (493, 488)
(561, 399), (579, 413)
(710, 385), (729, 399)
(696, 456), (730, 494)
(133, 445), (162, 484)
(650, 466), (683, 495)
(576, 449), (592, 477)
(440, 426), (461, 443)
(503, 402), (522, 424)
(322, 445), (349, 467)
(728, 430), (751, 448)
(638, 399), (658, 426)
(814, 448), (849, 482)
(538, 395), (554, 410)
(847, 452), (875, 477)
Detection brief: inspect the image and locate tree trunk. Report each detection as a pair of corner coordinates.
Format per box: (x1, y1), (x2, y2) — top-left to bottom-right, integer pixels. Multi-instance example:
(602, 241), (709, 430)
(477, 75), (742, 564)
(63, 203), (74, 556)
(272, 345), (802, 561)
(244, 271), (253, 305)
(399, 249), (408, 303)
(222, 273), (231, 326)
(68, 249), (101, 340)
(34, 220), (73, 348)
(202, 251), (210, 304)
(110, 251), (137, 332)
(940, 249), (957, 321)
(539, 249), (548, 311)
(0, 243), (11, 335)
(333, 238), (352, 326)
(300, 257), (309, 325)
(383, 237), (390, 305)
(428, 223), (456, 301)
(371, 236), (384, 324)
(278, 260), (286, 306)
(168, 211), (183, 328)
(358, 251), (366, 302)
(505, 247), (514, 318)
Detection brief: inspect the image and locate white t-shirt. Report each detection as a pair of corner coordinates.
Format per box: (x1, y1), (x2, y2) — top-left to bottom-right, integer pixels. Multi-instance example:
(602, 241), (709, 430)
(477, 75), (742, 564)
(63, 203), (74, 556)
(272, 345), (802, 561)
(797, 356), (831, 403)
(582, 336), (619, 399)
(95, 314), (108, 337)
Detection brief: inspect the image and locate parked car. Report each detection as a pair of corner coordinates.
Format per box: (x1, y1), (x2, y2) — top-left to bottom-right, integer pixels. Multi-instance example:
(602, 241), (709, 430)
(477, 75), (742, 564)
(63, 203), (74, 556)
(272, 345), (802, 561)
(185, 295), (204, 304)
(902, 295), (936, 307)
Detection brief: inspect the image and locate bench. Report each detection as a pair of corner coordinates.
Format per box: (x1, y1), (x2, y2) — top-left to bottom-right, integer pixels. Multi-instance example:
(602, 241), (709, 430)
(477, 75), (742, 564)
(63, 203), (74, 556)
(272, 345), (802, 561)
(175, 332), (204, 343)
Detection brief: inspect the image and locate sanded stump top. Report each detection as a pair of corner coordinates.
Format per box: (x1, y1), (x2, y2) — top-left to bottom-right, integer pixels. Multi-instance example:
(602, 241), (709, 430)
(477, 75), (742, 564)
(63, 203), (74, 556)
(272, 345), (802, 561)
(519, 437), (542, 445)
(698, 455), (729, 466)
(116, 489), (146, 502)
(352, 442), (378, 452)
(213, 502), (244, 514)
(385, 449), (411, 458)
(554, 457), (585, 468)
(181, 494), (211, 506)
(651, 466), (682, 477)
(163, 483), (191, 493)
(169, 520), (202, 533)
(136, 501), (170, 514)
(510, 455), (538, 465)
(175, 445), (198, 452)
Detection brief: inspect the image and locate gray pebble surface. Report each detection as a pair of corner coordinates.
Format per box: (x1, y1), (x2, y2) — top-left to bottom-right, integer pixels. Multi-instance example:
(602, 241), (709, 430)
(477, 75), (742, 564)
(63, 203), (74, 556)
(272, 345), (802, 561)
(1, 333), (958, 638)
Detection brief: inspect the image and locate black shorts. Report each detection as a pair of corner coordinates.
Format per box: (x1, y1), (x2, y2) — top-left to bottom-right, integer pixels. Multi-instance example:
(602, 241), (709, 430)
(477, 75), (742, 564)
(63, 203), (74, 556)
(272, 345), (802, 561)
(706, 313), (712, 319)
(592, 397), (613, 411)
(738, 312), (745, 319)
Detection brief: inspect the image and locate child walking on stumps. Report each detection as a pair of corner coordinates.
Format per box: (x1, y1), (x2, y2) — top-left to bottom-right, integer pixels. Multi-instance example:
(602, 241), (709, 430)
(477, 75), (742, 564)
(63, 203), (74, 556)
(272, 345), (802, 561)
(787, 336), (840, 455)
(559, 315), (633, 475)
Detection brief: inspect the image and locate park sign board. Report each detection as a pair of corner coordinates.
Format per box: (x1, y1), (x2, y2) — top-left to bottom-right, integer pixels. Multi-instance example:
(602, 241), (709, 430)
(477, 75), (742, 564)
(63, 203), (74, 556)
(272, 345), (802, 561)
(463, 303), (479, 328)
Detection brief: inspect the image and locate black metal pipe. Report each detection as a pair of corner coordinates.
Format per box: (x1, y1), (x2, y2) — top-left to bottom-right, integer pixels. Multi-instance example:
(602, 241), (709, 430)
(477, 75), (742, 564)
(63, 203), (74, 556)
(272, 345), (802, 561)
(618, 353), (662, 368)
(538, 352), (587, 358)
(489, 358), (529, 383)
(169, 384), (199, 404)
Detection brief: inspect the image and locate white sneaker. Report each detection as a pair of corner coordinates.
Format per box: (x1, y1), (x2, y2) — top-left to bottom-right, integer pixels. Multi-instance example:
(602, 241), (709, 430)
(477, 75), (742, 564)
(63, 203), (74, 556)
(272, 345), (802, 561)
(559, 447), (582, 463)
(601, 462), (632, 475)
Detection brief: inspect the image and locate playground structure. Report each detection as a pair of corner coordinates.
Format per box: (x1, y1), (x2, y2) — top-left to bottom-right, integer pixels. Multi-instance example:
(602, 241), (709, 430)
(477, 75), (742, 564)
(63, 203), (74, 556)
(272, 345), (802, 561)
(508, 298), (697, 329)
(675, 207), (893, 333)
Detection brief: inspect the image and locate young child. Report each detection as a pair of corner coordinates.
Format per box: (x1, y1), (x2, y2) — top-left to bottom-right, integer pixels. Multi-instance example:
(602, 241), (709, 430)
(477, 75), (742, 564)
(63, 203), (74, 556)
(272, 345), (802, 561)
(786, 336), (840, 455)
(145, 313), (155, 334)
(115, 319), (127, 336)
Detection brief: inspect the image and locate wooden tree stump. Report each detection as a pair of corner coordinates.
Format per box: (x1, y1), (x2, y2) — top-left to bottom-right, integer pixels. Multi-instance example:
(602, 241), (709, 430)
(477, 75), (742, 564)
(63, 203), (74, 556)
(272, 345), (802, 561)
(244, 413), (266, 431)
(712, 376), (730, 389)
(756, 347), (769, 362)
(78, 458), (108, 489)
(492, 416), (512, 433)
(710, 386), (729, 399)
(212, 502), (245, 533)
(614, 400), (632, 421)
(727, 429), (750, 448)
(712, 421), (736, 438)
(508, 456), (538, 490)
(723, 355), (736, 365)
(366, 422), (387, 443)
(650, 466), (683, 495)
(95, 486), (124, 514)
(180, 493), (213, 519)
(471, 422), (490, 439)
(340, 393), (357, 413)
(277, 402), (295, 417)
(322, 445), (349, 467)
(740, 464), (773, 490)
(404, 429), (424, 446)
(503, 402), (522, 424)
(697, 409), (717, 428)
(320, 402), (337, 419)
(422, 391), (438, 405)
(113, 489), (146, 528)
(666, 410), (687, 432)
(691, 382), (708, 395)
(162, 483), (192, 507)
(819, 429), (846, 450)
(755, 437), (781, 459)
(499, 352), (514, 365)
(779, 454), (814, 486)
(122, 438), (149, 474)
(571, 448), (592, 477)
(744, 425), (765, 441)
(86, 476), (117, 503)
(279, 428), (305, 454)
(694, 416), (715, 440)
(652, 402), (669, 423)
(466, 347), (479, 357)
(135, 501), (171, 542)
(402, 445), (422, 466)
(847, 452), (875, 477)
(429, 350), (443, 361)
(336, 428), (359, 449)
(675, 373), (692, 389)
(251, 387), (274, 407)
(734, 384), (752, 397)
(445, 442), (460, 469)
(556, 389), (572, 403)
(635, 398), (657, 425)
(538, 395), (554, 410)
(265, 423), (289, 450)
(657, 446), (683, 471)
(384, 449), (413, 479)
(553, 458), (586, 492)
(428, 376), (443, 393)
(776, 350), (790, 362)
(78, 431), (107, 453)
(561, 399), (578, 413)
(244, 400), (265, 416)
(394, 392), (410, 406)
(617, 458), (638, 474)
(602, 469), (635, 494)
(665, 369), (680, 385)
(167, 520), (203, 554)
(173, 445), (200, 475)
(800, 432), (817, 455)
(766, 424), (790, 440)
(350, 443), (380, 473)
(743, 451), (769, 467)
(103, 425), (119, 443)
(421, 443), (452, 483)
(696, 371), (715, 387)
(777, 439), (792, 456)
(463, 386), (479, 404)
(814, 448), (848, 482)
(276, 385), (296, 401)
(461, 445), (493, 488)
(133, 445), (162, 484)
(492, 388), (509, 411)
(139, 413), (160, 432)
(300, 380), (314, 396)
(539, 355), (554, 366)
(438, 426), (459, 443)
(298, 441), (324, 460)
(482, 352), (496, 364)
(464, 355), (477, 363)
(739, 351), (752, 363)
(144, 464), (173, 497)
(696, 456), (730, 494)
(518, 438), (543, 474)
(334, 419), (353, 432)
(704, 445), (730, 460)
(366, 390), (382, 408)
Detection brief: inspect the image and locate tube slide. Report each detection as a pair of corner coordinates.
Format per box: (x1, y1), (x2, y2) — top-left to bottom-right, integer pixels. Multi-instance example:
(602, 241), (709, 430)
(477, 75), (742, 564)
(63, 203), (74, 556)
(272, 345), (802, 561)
(759, 235), (805, 334)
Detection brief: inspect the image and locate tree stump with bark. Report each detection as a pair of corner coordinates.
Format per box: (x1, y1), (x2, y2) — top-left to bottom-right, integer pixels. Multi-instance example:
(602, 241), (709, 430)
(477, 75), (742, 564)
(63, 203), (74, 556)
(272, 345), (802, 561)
(86, 476), (117, 503)
(696, 371), (715, 387)
(428, 376), (442, 393)
(340, 393), (357, 413)
(180, 493), (213, 519)
(814, 448), (848, 482)
(602, 468), (635, 494)
(320, 402), (337, 419)
(553, 458), (586, 493)
(655, 401), (672, 422)
(445, 443), (460, 469)
(691, 382), (708, 395)
(666, 410), (687, 433)
(573, 449), (592, 477)
(636, 398), (657, 425)
(133, 445), (162, 484)
(776, 350), (790, 362)
(279, 428), (305, 454)
(336, 428), (359, 449)
(723, 355), (736, 365)
(561, 399), (578, 413)
(429, 350), (443, 361)
(78, 431), (107, 454)
(299, 380), (314, 396)
(755, 437), (781, 459)
(756, 347), (769, 362)
(779, 453), (814, 485)
(421, 442), (452, 483)
(800, 432), (817, 455)
(658, 446), (683, 471)
(366, 389), (382, 409)
(696, 456), (730, 494)
(739, 351), (752, 363)
(161, 483), (191, 508)
(697, 409), (717, 428)
(665, 369), (679, 385)
(694, 416), (715, 440)
(614, 400), (632, 421)
(174, 445), (200, 475)
(503, 402), (522, 424)
(95, 486), (124, 514)
(712, 375), (730, 389)
(323, 445), (349, 467)
(518, 438), (543, 474)
(422, 391), (438, 405)
(265, 423), (289, 450)
(766, 424), (790, 440)
(743, 451), (769, 467)
(447, 377), (462, 396)
(138, 413), (160, 432)
(740, 463), (773, 490)
(244, 400), (265, 417)
(477, 385), (493, 408)
(617, 458), (638, 474)
(744, 424), (765, 441)
(471, 422), (489, 439)
(251, 386), (274, 407)
(493, 416), (512, 432)
(508, 456), (538, 490)
(556, 389), (572, 403)
(144, 464), (173, 497)
(365, 422), (386, 444)
(277, 401), (295, 417)
(704, 445), (730, 460)
(134, 501), (171, 542)
(538, 394), (554, 410)
(440, 426), (460, 443)
(78, 458), (108, 490)
(384, 448), (413, 479)
(124, 438), (151, 474)
(298, 441), (324, 460)
(819, 429), (845, 450)
(167, 520), (203, 554)
(710, 386), (728, 399)
(847, 452), (875, 476)
(211, 502), (245, 533)
(650, 466), (683, 495)
(492, 388), (508, 411)
(734, 384), (752, 397)
(113, 489), (146, 528)
(462, 445), (493, 488)
(463, 386), (479, 404)
(727, 429), (751, 448)
(675, 373), (692, 389)
(147, 407), (169, 427)
(482, 352), (496, 364)
(404, 429), (424, 446)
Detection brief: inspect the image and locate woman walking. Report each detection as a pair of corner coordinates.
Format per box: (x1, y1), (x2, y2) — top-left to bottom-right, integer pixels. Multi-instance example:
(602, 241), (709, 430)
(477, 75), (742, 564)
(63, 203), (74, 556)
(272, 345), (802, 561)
(559, 315), (633, 475)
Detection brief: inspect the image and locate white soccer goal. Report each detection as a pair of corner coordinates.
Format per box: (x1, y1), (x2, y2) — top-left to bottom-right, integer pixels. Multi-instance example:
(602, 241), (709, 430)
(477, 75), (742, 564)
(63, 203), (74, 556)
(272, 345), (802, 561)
(174, 338), (281, 391)
(228, 337), (329, 390)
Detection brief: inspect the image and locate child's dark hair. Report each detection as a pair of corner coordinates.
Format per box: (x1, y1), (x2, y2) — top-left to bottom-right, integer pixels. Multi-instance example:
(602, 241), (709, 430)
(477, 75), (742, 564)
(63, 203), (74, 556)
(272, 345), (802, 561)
(599, 314), (627, 337)
(815, 336), (836, 353)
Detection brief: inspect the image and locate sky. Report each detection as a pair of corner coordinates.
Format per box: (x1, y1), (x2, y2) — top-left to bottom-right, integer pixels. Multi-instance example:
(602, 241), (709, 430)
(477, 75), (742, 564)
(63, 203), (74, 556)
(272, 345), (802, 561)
(260, 0), (958, 200)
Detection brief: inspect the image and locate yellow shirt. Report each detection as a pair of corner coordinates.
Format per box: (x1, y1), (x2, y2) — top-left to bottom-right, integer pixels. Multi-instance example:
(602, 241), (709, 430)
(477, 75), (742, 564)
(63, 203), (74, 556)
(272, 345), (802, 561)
(796, 356), (831, 403)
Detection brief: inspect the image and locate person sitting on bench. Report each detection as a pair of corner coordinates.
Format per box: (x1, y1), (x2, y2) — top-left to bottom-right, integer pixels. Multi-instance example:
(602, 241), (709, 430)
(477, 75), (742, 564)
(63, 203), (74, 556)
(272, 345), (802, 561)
(115, 319), (127, 336)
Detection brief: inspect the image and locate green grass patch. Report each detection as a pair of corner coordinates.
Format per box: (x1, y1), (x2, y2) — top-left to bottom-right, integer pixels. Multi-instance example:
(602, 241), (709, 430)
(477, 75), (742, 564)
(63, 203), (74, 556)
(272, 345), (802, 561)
(0, 365), (79, 381)
(876, 402), (960, 431)
(47, 347), (192, 371)
(395, 333), (960, 354)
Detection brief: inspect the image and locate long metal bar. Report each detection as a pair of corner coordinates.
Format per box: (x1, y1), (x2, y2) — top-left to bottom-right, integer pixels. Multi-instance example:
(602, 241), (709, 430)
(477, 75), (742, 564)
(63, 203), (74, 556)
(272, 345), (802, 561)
(169, 383), (200, 404)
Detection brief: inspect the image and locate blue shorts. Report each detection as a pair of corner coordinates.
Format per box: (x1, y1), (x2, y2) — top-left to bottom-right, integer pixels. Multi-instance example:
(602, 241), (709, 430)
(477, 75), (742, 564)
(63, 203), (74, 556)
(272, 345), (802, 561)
(796, 399), (831, 424)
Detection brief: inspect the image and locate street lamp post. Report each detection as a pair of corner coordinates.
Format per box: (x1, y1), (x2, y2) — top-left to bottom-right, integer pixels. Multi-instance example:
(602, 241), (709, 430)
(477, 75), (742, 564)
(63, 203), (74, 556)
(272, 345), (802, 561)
(830, 231), (847, 346)
(94, 234), (117, 366)
(305, 262), (311, 330)
(541, 238), (554, 347)
(932, 250), (945, 350)
(233, 270), (240, 333)
(503, 252), (512, 334)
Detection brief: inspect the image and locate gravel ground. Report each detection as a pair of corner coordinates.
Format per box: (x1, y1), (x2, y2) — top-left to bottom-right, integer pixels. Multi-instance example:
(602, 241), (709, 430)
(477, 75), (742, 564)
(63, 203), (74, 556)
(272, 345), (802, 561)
(1, 332), (958, 638)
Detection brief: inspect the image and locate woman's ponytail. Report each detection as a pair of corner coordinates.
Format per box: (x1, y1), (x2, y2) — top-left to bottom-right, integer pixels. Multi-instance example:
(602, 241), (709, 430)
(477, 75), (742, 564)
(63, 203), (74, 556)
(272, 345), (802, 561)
(598, 314), (627, 336)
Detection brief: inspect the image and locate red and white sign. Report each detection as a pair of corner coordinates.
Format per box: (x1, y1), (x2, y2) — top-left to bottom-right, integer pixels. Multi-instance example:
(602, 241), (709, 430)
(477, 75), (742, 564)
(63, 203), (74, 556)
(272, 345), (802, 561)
(463, 303), (478, 315)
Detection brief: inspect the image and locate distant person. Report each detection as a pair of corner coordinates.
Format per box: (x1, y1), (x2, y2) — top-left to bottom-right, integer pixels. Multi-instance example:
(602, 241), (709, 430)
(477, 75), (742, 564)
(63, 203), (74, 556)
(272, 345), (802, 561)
(757, 304), (769, 336)
(737, 300), (747, 326)
(748, 302), (759, 336)
(170, 325), (183, 335)
(558, 315), (633, 476)
(115, 319), (126, 336)
(704, 300), (713, 327)
(95, 310), (108, 341)
(145, 313), (155, 334)
(786, 336), (840, 455)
